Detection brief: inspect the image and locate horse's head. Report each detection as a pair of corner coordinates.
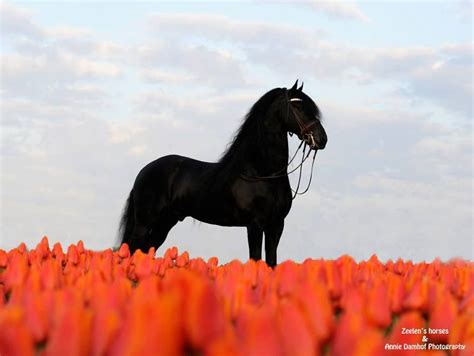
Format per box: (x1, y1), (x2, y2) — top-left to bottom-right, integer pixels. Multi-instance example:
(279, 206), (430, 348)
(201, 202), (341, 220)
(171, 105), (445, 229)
(281, 80), (327, 150)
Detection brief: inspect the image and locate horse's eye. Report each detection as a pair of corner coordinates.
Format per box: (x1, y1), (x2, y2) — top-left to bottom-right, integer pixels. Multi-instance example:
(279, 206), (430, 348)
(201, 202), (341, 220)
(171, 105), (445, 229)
(293, 101), (303, 108)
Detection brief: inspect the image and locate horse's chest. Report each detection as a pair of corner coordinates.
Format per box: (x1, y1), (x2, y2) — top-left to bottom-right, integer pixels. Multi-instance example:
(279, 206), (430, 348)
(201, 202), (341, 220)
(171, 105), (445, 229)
(231, 179), (292, 222)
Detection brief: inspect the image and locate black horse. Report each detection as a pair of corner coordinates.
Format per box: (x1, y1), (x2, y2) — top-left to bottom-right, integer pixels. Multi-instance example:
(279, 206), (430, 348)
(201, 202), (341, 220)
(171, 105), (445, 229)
(119, 81), (327, 267)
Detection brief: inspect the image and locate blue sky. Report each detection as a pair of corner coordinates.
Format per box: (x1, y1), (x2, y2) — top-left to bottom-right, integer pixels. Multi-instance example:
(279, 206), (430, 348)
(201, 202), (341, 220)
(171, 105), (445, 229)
(16, 1), (471, 46)
(1, 1), (472, 262)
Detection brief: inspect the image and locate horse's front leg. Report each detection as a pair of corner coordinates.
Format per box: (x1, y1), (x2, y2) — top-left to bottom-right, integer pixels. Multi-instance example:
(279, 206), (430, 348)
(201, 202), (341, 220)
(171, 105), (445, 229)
(247, 223), (263, 261)
(264, 220), (284, 268)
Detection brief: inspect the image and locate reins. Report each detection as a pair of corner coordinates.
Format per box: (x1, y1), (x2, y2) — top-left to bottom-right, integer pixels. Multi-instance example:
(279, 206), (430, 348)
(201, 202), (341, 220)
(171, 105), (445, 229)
(292, 149), (317, 199)
(239, 139), (304, 181)
(240, 90), (319, 199)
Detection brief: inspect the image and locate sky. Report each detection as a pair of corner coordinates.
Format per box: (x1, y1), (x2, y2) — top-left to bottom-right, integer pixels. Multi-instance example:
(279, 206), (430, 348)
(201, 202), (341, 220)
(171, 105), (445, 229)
(1, 0), (472, 263)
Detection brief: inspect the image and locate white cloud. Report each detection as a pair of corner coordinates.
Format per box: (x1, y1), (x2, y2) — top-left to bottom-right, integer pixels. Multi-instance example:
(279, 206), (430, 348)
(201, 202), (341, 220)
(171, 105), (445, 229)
(2, 52), (121, 81)
(1, 98), (90, 128)
(108, 121), (145, 144)
(318, 44), (472, 117)
(135, 42), (248, 89)
(321, 99), (429, 127)
(6, 2), (468, 117)
(456, 0), (472, 20)
(73, 56), (121, 77)
(314, 174), (471, 261)
(140, 69), (194, 85)
(414, 135), (471, 157)
(0, 1), (44, 39)
(353, 174), (471, 206)
(45, 26), (93, 40)
(1, 52), (121, 110)
(304, 0), (371, 22)
(147, 12), (321, 50)
(128, 144), (147, 156)
(256, 0), (370, 22)
(135, 91), (236, 118)
(145, 12), (471, 117)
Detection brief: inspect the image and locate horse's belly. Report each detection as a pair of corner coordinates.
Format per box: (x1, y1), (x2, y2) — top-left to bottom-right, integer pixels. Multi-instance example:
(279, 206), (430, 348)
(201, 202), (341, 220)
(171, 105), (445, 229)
(187, 197), (250, 227)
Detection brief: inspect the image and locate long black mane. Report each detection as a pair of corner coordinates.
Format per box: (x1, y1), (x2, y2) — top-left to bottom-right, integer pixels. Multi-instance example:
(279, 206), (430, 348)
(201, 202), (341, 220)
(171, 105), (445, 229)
(213, 88), (284, 182)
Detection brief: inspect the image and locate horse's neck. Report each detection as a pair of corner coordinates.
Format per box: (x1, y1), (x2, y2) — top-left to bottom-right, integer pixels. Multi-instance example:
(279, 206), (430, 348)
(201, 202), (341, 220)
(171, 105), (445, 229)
(245, 129), (289, 175)
(215, 107), (290, 180)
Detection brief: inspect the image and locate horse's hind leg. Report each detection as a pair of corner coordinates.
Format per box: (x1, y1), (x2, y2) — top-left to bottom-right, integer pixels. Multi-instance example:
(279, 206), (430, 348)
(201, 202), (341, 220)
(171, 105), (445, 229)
(128, 224), (151, 255)
(148, 211), (179, 251)
(127, 194), (156, 254)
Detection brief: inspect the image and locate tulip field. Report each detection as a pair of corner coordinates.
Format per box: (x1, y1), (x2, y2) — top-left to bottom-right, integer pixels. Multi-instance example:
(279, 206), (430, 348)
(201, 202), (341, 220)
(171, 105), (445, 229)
(0, 237), (473, 356)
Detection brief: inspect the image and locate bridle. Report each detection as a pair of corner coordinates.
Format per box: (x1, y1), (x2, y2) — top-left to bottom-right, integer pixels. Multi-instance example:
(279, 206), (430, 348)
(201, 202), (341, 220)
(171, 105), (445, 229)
(240, 90), (320, 199)
(286, 92), (319, 150)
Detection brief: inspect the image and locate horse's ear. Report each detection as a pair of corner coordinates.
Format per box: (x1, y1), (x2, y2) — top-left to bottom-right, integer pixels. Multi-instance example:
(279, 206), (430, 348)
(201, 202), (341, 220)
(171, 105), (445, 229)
(290, 80), (298, 91)
(298, 81), (304, 92)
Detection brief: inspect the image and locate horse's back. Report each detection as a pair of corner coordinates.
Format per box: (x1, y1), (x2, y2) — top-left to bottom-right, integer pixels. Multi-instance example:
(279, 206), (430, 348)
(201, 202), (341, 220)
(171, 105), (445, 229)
(135, 154), (181, 187)
(133, 154), (215, 200)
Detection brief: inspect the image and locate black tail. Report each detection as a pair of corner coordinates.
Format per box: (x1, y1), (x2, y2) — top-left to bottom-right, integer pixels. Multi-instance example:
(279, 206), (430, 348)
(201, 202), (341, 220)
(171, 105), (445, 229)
(118, 190), (134, 247)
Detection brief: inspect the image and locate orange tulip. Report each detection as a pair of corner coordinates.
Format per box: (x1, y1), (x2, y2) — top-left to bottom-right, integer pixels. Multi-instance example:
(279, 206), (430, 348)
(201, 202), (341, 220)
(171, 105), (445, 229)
(323, 261), (342, 299)
(205, 324), (241, 356)
(242, 259), (258, 288)
(66, 244), (79, 265)
(184, 278), (226, 350)
(176, 251), (190, 267)
(332, 311), (384, 356)
(365, 281), (392, 328)
(387, 273), (405, 313)
(170, 246), (179, 260)
(294, 280), (333, 343)
(109, 285), (183, 356)
(35, 236), (51, 260)
(133, 250), (154, 281)
(208, 256), (219, 267)
(91, 308), (121, 356)
(17, 242), (27, 254)
(44, 289), (92, 356)
(40, 257), (62, 290)
(52, 242), (65, 264)
(275, 260), (299, 298)
(1, 241), (472, 355)
(387, 311), (426, 355)
(449, 311), (474, 355)
(403, 277), (429, 313)
(460, 293), (474, 314)
(236, 304), (282, 356)
(23, 291), (49, 342)
(0, 306), (34, 356)
(118, 243), (130, 258)
(428, 292), (458, 343)
(3, 251), (29, 291)
(276, 299), (318, 356)
(0, 249), (8, 268)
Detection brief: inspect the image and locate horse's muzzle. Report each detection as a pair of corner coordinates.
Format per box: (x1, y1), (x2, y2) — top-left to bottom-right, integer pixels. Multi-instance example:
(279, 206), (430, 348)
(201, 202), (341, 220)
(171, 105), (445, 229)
(304, 132), (327, 150)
